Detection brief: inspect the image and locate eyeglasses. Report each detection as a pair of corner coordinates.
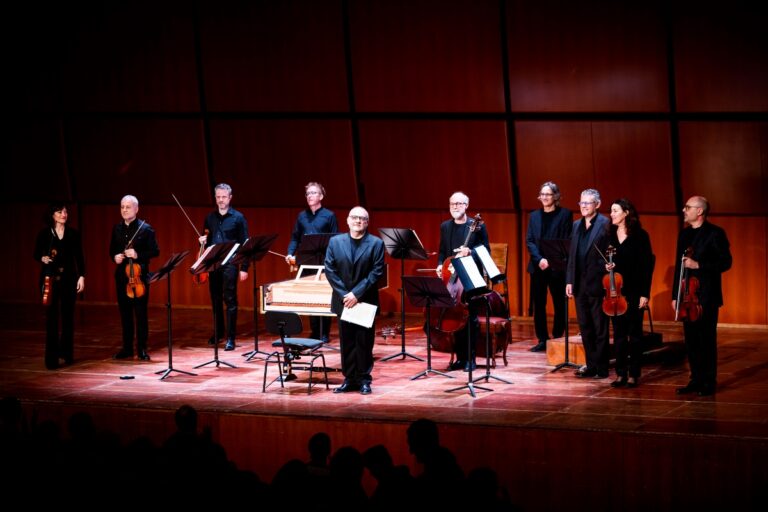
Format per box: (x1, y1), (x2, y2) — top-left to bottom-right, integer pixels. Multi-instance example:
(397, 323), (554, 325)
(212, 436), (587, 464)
(539, 193), (554, 197)
(683, 204), (700, 210)
(449, 202), (467, 207)
(349, 215), (368, 222)
(578, 201), (596, 207)
(305, 191), (321, 196)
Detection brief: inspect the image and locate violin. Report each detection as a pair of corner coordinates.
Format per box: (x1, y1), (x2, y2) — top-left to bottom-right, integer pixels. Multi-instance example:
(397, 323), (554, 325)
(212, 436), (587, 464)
(41, 248), (57, 306)
(124, 241), (146, 299)
(675, 247), (702, 322)
(192, 229), (210, 285)
(602, 246), (627, 316)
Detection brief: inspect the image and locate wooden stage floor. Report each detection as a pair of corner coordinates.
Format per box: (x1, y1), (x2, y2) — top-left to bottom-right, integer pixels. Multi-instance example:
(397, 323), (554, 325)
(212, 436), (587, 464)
(1, 302), (766, 510)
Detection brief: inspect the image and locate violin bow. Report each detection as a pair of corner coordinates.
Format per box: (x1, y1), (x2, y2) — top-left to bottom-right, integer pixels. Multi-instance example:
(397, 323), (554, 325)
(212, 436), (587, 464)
(171, 193), (203, 238)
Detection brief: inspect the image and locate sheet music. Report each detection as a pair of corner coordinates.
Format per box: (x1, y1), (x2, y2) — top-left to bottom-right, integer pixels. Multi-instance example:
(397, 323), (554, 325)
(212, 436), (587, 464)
(340, 302), (378, 328)
(190, 245), (215, 272)
(474, 245), (501, 280)
(222, 243), (241, 265)
(455, 255), (486, 289)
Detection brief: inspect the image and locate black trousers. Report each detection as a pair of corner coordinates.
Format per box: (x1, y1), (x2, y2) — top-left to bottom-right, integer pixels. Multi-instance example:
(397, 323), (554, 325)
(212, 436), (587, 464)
(683, 305), (719, 388)
(208, 264), (239, 341)
(574, 294), (610, 374)
(116, 281), (150, 352)
(45, 275), (77, 365)
(531, 269), (566, 344)
(338, 319), (375, 385)
(310, 316), (332, 339)
(611, 298), (644, 378)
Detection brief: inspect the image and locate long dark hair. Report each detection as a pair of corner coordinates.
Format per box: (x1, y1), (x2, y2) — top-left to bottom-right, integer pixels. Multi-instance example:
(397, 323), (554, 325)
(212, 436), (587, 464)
(43, 202), (68, 228)
(610, 198), (641, 236)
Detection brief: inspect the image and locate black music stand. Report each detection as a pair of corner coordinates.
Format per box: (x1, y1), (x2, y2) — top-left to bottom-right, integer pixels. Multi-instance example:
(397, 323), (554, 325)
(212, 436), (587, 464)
(445, 255), (493, 397)
(402, 276), (455, 380)
(378, 228), (428, 363)
(229, 233), (279, 362)
(550, 295), (580, 372)
(295, 233), (335, 344)
(149, 251), (196, 380)
(191, 242), (239, 369)
(472, 292), (513, 386)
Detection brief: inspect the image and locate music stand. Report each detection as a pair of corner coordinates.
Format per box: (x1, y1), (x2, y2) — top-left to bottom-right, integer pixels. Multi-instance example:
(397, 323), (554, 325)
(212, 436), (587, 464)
(190, 241), (239, 369)
(229, 233), (279, 362)
(149, 250), (195, 380)
(550, 295), (580, 372)
(445, 255), (493, 397)
(472, 292), (513, 386)
(378, 228), (428, 363)
(402, 276), (455, 380)
(295, 233), (335, 344)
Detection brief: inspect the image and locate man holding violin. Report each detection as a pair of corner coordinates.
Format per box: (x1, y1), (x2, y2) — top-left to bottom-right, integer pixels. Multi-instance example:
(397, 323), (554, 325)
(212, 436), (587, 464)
(672, 196), (732, 397)
(110, 195), (159, 361)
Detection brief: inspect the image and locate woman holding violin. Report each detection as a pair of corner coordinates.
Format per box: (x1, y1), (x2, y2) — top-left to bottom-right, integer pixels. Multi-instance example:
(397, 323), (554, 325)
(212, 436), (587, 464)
(672, 196), (731, 397)
(33, 202), (86, 370)
(605, 199), (653, 388)
(109, 195), (159, 361)
(435, 191), (490, 371)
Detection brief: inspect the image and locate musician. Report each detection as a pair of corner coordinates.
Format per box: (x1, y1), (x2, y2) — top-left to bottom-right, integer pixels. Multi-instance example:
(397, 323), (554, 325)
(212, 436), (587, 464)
(566, 189), (611, 379)
(605, 199), (653, 388)
(110, 195), (159, 361)
(526, 181), (573, 352)
(324, 206), (385, 395)
(286, 182), (338, 342)
(672, 196), (732, 396)
(199, 183), (249, 351)
(33, 203), (86, 369)
(436, 192), (490, 371)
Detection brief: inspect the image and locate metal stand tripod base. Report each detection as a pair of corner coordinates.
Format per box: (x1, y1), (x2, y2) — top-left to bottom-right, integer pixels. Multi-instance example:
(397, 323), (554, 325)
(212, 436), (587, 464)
(411, 367), (454, 380)
(550, 361), (581, 372)
(445, 380), (492, 398)
(382, 349), (423, 362)
(156, 367), (197, 380)
(473, 372), (512, 385)
(242, 347), (272, 362)
(194, 344), (237, 369)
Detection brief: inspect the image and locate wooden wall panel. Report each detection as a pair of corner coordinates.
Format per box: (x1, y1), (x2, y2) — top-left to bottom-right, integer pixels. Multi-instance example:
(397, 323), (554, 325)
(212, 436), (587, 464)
(4, 120), (69, 203)
(641, 215), (686, 322)
(592, 122), (675, 214)
(350, 0), (504, 112)
(3, 203), (57, 302)
(200, 0), (348, 111)
(67, 119), (209, 206)
(507, 0), (669, 112)
(59, 1), (199, 112)
(209, 119), (357, 209)
(678, 122), (768, 216)
(674, 0), (768, 112)
(359, 120), (512, 210)
(516, 121), (595, 212)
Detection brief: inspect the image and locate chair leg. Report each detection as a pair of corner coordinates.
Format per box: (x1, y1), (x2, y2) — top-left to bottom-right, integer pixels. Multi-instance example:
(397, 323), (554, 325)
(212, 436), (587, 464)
(263, 351), (285, 392)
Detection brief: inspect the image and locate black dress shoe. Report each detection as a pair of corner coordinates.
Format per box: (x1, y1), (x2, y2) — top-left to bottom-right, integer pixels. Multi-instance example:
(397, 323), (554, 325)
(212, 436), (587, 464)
(45, 361), (59, 370)
(611, 376), (628, 388)
(138, 350), (150, 361)
(627, 377), (639, 388)
(113, 349), (134, 360)
(208, 336), (218, 346)
(697, 385), (715, 396)
(359, 383), (372, 395)
(463, 360), (477, 372)
(575, 368), (597, 378)
(529, 342), (547, 352)
(676, 382), (700, 394)
(449, 360), (466, 371)
(594, 372), (609, 379)
(333, 381), (358, 394)
(224, 339), (235, 351)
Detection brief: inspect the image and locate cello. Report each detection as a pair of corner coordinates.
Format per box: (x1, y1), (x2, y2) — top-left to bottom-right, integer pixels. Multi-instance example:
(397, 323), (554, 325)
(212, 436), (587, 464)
(425, 213), (483, 353)
(675, 247), (702, 322)
(601, 246), (627, 316)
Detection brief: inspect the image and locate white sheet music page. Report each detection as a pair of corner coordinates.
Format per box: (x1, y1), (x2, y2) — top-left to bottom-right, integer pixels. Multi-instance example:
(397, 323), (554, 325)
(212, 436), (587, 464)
(340, 302), (377, 328)
(222, 243), (241, 265)
(191, 245), (215, 272)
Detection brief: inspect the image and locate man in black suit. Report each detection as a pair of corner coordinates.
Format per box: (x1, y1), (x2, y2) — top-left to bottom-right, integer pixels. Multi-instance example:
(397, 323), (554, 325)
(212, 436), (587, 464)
(526, 181), (573, 352)
(566, 188), (611, 379)
(324, 206), (385, 395)
(672, 196), (732, 396)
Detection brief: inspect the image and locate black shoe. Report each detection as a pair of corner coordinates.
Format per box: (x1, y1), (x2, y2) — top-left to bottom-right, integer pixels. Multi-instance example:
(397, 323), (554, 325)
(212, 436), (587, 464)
(224, 339), (235, 351)
(113, 349), (134, 360)
(676, 382), (700, 395)
(463, 360), (477, 372)
(697, 385), (715, 396)
(137, 350), (150, 361)
(45, 361), (59, 370)
(575, 368), (597, 378)
(594, 372), (609, 379)
(449, 360), (466, 371)
(611, 376), (628, 388)
(62, 357), (73, 366)
(208, 336), (218, 346)
(333, 381), (358, 394)
(529, 342), (547, 352)
(627, 377), (639, 388)
(359, 383), (372, 395)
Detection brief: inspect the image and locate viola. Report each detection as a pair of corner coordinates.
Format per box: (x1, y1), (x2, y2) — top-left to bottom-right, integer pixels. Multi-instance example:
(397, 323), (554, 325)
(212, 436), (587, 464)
(675, 247), (702, 322)
(41, 248), (57, 306)
(192, 229), (210, 285)
(602, 246), (627, 316)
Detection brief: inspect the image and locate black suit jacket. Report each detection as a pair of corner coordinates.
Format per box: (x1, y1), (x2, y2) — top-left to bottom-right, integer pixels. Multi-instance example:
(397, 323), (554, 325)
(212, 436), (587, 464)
(565, 214), (610, 297)
(324, 232), (386, 317)
(526, 206), (573, 274)
(672, 221), (732, 309)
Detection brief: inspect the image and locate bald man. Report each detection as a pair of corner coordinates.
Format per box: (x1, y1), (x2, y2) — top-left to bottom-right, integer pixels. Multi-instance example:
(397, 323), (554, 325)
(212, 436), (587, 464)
(324, 206), (385, 395)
